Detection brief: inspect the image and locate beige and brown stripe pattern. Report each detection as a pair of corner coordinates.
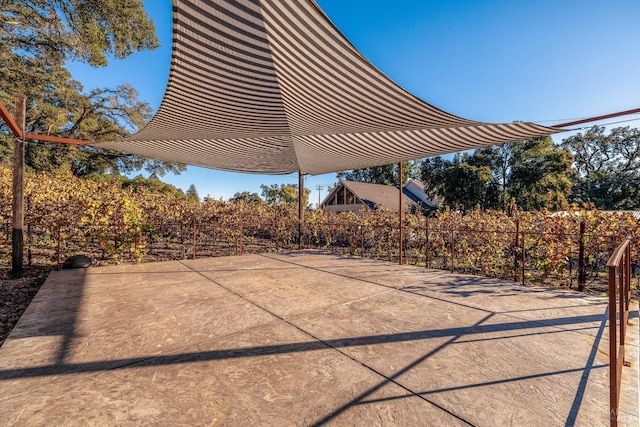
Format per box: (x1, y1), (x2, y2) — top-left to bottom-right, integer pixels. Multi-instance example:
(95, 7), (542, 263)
(96, 0), (561, 175)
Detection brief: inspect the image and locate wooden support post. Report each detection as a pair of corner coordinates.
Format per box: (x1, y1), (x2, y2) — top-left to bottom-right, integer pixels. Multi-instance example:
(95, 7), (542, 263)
(11, 94), (26, 279)
(398, 162), (403, 265)
(298, 172), (304, 250)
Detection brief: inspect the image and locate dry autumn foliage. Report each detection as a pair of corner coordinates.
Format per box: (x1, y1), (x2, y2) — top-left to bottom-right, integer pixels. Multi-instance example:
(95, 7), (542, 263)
(0, 166), (637, 292)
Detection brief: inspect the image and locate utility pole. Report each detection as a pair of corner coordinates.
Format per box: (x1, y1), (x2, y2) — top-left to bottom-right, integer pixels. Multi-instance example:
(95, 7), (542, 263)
(315, 185), (324, 208)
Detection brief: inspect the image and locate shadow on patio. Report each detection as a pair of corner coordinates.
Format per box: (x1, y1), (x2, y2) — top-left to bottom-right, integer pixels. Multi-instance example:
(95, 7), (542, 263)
(0, 251), (637, 426)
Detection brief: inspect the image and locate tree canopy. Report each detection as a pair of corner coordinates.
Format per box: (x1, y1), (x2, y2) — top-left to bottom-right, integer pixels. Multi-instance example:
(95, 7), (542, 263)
(230, 191), (263, 204)
(0, 0), (183, 178)
(562, 125), (640, 209)
(260, 183), (311, 207)
(421, 136), (573, 212)
(336, 161), (418, 186)
(2, 0), (158, 67)
(186, 184), (199, 201)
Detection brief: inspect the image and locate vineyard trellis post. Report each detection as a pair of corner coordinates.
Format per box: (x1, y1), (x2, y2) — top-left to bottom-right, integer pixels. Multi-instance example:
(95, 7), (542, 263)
(239, 217), (244, 255)
(425, 217), (430, 268)
(450, 227), (455, 273)
(56, 226), (62, 270)
(578, 220), (586, 291)
(11, 94), (26, 278)
(192, 222), (197, 259)
(514, 220), (520, 283)
(521, 230), (526, 284)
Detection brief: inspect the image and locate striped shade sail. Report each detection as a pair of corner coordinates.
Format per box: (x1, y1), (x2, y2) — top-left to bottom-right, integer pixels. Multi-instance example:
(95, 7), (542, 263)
(96, 0), (561, 175)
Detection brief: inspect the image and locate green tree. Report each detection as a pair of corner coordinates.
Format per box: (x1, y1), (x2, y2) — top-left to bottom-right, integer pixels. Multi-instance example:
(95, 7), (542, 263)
(474, 143), (514, 209)
(230, 191), (263, 204)
(507, 136), (573, 211)
(336, 161), (417, 185)
(186, 184), (199, 201)
(421, 137), (573, 212)
(121, 174), (185, 198)
(562, 126), (640, 209)
(0, 0), (183, 177)
(260, 183), (310, 207)
(2, 0), (158, 67)
(421, 153), (494, 212)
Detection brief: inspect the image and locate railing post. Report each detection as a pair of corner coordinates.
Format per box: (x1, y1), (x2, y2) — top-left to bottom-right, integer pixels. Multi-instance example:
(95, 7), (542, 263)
(609, 262), (618, 426)
(625, 242), (631, 313)
(607, 237), (633, 427)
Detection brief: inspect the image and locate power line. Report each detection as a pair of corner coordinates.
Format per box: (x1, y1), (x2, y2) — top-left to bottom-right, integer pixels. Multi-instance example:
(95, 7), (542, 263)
(562, 116), (640, 132)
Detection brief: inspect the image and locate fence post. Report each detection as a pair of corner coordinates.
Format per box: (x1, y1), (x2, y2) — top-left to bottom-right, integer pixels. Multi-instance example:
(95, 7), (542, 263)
(192, 222), (197, 259)
(578, 220), (586, 291)
(450, 227), (455, 273)
(239, 217), (244, 255)
(425, 218), (429, 268)
(514, 221), (520, 282)
(57, 226), (62, 270)
(521, 231), (526, 285)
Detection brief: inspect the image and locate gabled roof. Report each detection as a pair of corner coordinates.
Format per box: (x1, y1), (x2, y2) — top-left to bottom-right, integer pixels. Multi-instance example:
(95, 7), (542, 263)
(402, 179), (436, 207)
(96, 0), (561, 175)
(323, 180), (417, 212)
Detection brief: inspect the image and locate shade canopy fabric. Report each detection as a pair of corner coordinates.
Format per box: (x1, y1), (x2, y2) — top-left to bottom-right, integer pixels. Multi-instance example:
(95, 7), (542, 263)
(97, 0), (561, 175)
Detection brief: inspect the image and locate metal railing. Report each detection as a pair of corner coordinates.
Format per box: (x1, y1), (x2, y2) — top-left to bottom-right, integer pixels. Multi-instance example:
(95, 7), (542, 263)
(607, 237), (633, 427)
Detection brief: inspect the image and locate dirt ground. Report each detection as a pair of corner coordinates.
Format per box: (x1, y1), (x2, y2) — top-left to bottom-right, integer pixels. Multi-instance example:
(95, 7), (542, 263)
(0, 266), (50, 347)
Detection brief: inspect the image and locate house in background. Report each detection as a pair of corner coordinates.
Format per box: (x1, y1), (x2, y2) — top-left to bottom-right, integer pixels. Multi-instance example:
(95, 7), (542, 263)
(320, 180), (437, 214)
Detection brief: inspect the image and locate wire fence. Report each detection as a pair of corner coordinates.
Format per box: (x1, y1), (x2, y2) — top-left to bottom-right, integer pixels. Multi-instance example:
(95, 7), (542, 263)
(2, 214), (636, 293)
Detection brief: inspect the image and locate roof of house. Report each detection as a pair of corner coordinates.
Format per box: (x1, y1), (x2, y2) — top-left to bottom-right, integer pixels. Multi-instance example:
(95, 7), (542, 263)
(323, 180), (418, 212)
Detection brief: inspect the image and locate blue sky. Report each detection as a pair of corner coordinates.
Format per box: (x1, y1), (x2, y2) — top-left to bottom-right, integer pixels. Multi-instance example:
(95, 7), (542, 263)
(67, 0), (640, 204)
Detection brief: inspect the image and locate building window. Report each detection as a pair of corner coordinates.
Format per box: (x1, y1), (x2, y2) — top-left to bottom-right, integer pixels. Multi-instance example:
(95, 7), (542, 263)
(336, 186), (345, 205)
(346, 190), (354, 204)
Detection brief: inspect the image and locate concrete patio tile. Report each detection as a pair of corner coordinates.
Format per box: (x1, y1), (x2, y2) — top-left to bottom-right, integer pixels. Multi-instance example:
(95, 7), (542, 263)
(200, 266), (392, 319)
(0, 251), (637, 426)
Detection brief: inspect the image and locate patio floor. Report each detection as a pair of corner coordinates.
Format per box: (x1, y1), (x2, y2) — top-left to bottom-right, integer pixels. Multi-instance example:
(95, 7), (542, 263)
(0, 250), (638, 426)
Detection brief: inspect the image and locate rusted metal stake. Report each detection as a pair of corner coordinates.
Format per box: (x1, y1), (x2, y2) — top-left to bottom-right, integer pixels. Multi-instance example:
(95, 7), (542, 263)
(57, 227), (62, 270)
(521, 231), (526, 285)
(578, 221), (586, 291)
(239, 218), (244, 255)
(450, 228), (455, 273)
(514, 221), (519, 283)
(192, 222), (197, 259)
